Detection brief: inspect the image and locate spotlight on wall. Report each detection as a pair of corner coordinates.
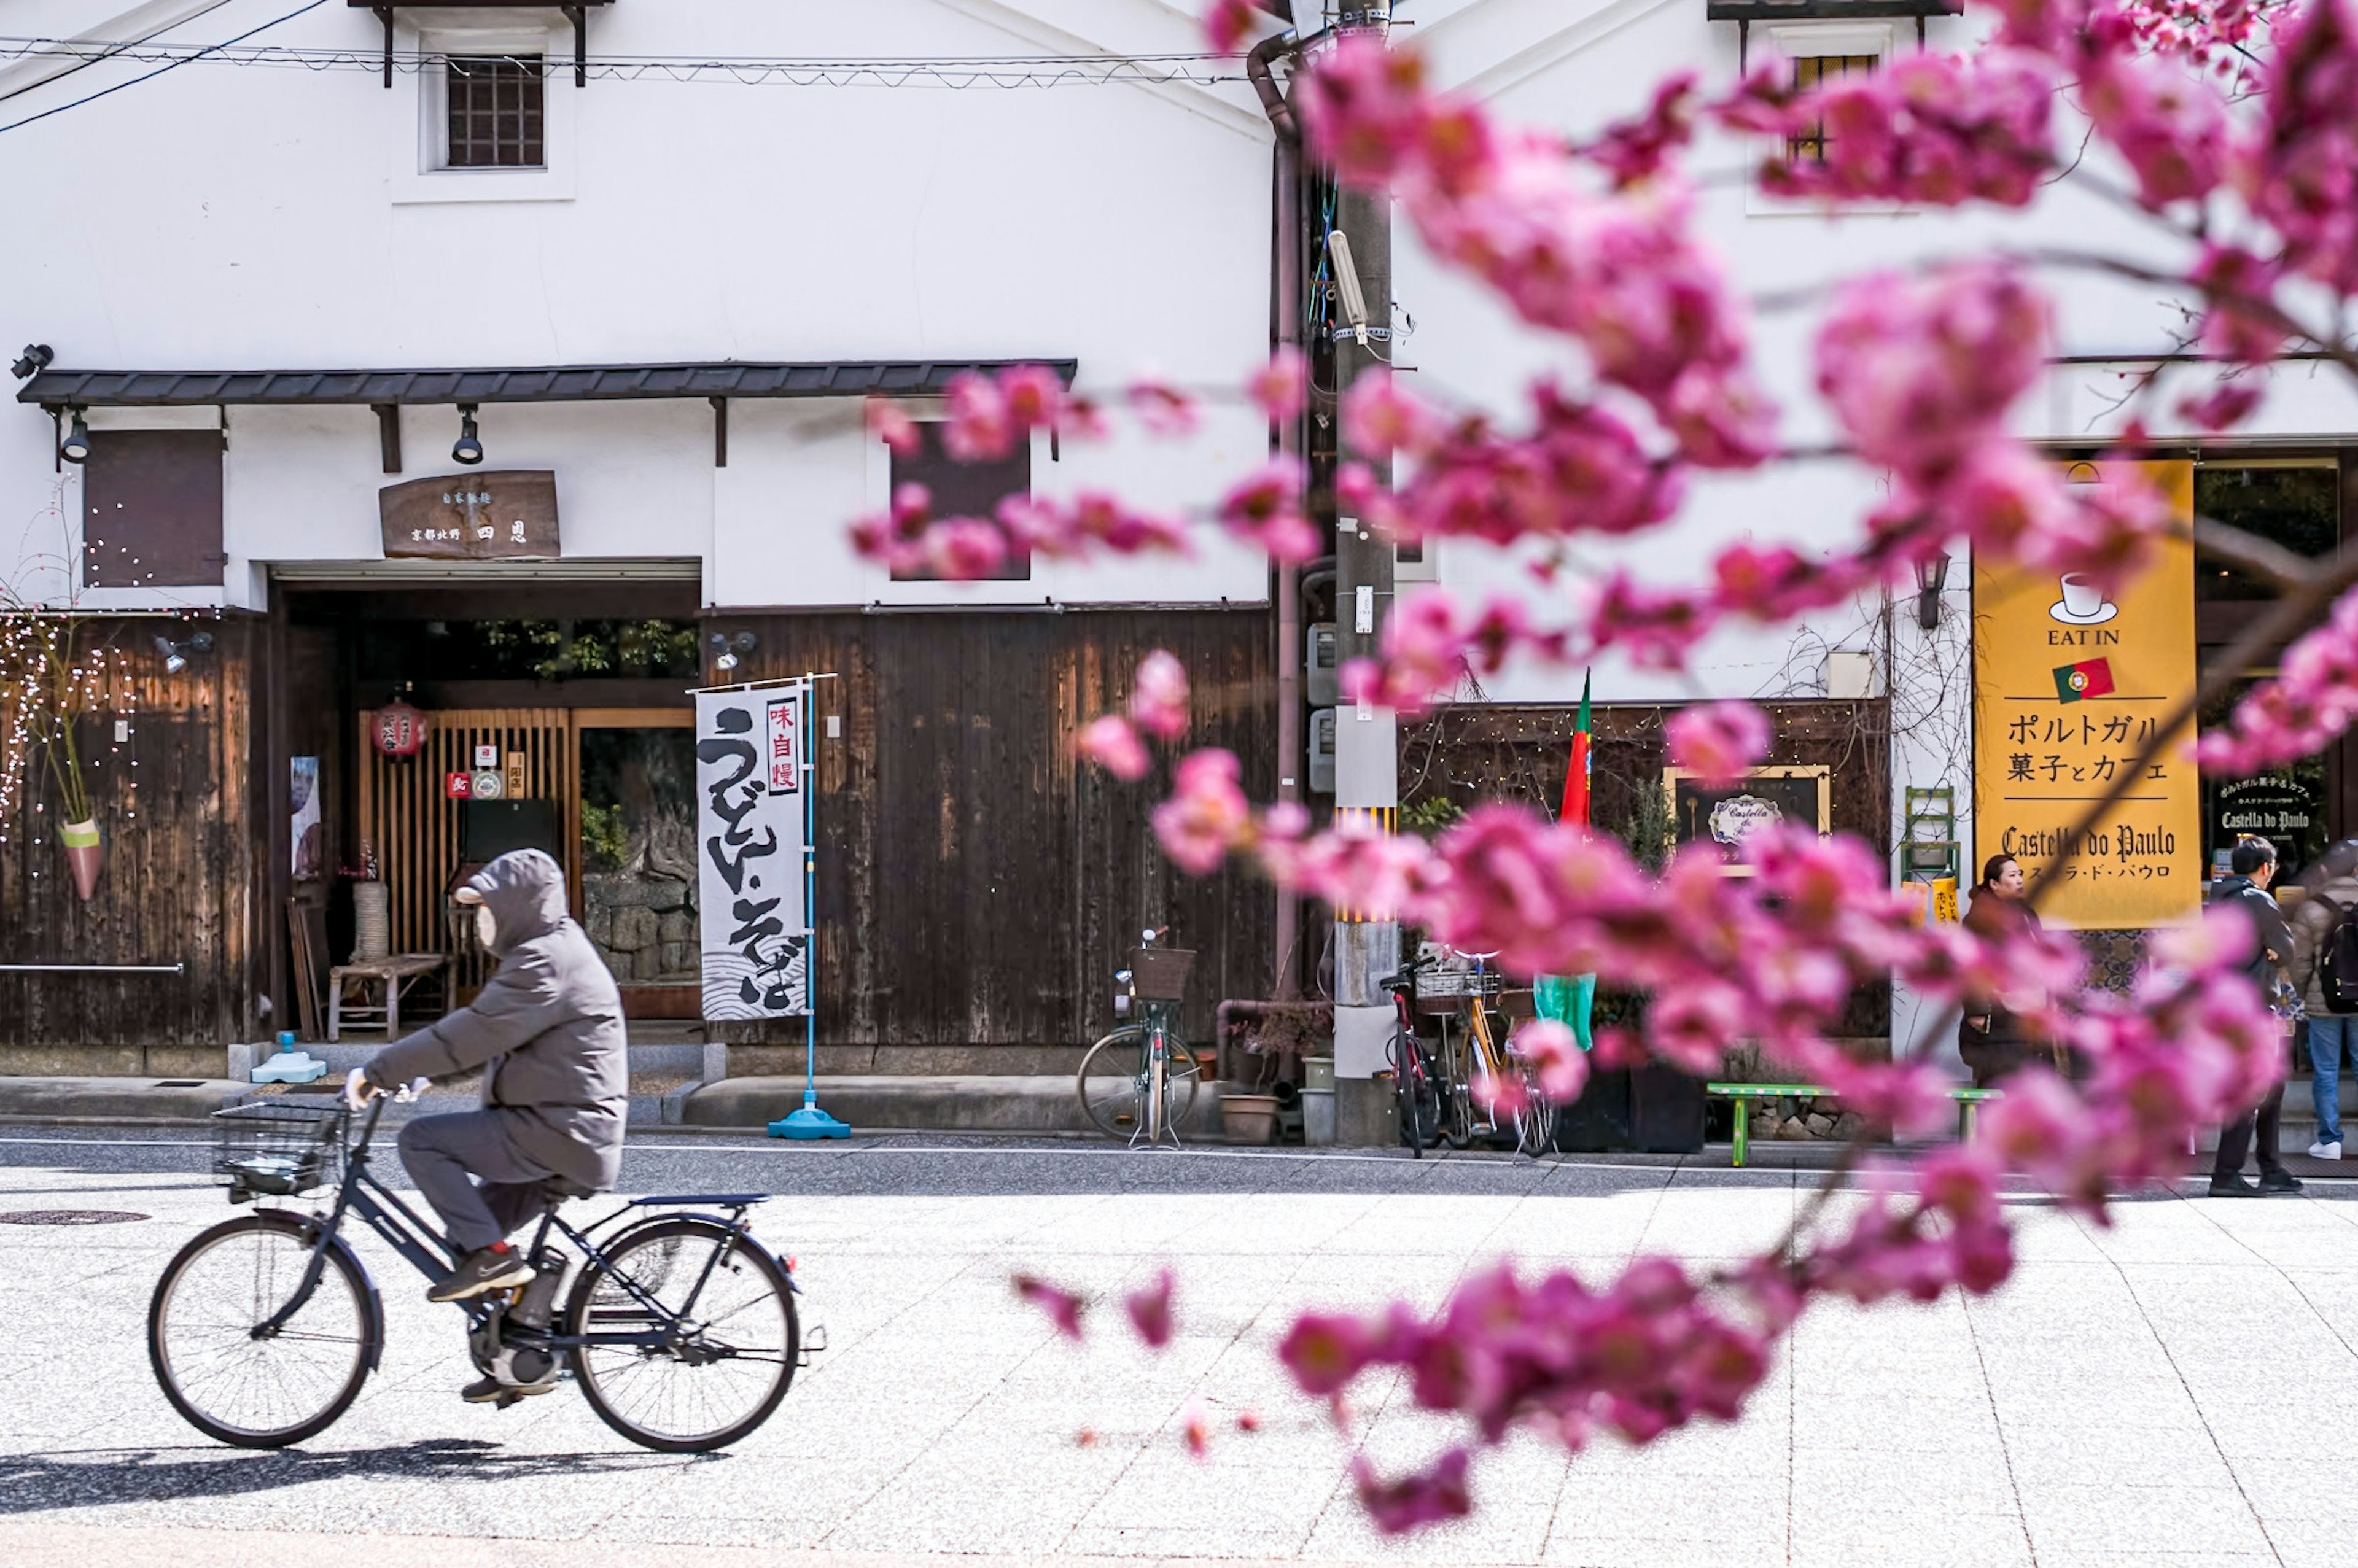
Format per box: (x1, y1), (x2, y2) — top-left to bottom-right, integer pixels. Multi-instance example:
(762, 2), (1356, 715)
(451, 403), (484, 466)
(709, 631), (757, 672)
(10, 344), (53, 380)
(1912, 553), (1951, 632)
(58, 408), (91, 465)
(153, 630), (214, 675)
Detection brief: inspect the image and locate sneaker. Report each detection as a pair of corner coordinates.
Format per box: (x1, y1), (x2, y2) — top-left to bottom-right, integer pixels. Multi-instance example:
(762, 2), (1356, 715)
(2311, 1140), (2344, 1160)
(2208, 1174), (2262, 1197)
(462, 1373), (560, 1403)
(426, 1244), (534, 1304)
(2260, 1168), (2306, 1194)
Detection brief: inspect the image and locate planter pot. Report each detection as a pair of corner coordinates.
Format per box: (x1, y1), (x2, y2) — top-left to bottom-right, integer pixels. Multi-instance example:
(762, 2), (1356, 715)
(1220, 1093), (1280, 1147)
(352, 880), (391, 960)
(60, 818), (101, 902)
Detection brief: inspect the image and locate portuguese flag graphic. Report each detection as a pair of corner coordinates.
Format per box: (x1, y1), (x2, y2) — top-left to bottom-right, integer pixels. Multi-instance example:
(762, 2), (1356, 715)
(2053, 657), (2117, 703)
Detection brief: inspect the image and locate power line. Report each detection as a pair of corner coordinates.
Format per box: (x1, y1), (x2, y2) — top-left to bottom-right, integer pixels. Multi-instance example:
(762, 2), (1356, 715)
(0, 36), (1250, 90)
(0, 0), (329, 136)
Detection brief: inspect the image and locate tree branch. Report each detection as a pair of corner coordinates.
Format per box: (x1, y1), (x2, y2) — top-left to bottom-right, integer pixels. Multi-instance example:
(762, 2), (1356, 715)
(2192, 514), (2316, 593)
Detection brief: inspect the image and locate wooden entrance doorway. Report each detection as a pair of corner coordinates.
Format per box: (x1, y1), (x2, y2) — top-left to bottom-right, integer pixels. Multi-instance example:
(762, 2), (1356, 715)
(357, 709), (580, 1003)
(356, 705), (698, 1016)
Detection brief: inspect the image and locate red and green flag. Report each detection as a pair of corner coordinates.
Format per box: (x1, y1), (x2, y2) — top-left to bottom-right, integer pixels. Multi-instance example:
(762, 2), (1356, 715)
(1537, 670), (1597, 1054)
(1561, 670), (1593, 828)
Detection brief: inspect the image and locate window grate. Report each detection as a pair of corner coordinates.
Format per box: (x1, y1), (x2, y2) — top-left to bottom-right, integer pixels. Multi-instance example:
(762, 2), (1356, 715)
(1786, 53), (1879, 164)
(446, 55), (544, 169)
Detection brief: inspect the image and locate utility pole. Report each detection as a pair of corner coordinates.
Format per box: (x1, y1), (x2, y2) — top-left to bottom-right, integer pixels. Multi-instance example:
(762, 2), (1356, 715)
(1323, 1), (1399, 1146)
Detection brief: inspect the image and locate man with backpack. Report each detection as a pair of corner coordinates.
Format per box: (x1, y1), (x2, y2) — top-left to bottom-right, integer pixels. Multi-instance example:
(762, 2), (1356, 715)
(2289, 837), (2358, 1160)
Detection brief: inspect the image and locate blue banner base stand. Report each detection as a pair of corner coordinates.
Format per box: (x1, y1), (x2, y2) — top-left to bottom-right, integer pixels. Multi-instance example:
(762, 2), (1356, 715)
(771, 1095), (850, 1139)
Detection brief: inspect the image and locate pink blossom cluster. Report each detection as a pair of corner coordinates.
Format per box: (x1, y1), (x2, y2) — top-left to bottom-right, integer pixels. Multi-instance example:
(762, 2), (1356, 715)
(1663, 699), (1773, 788)
(1341, 589), (1564, 716)
(2238, 0), (2358, 294)
(1296, 37), (1772, 472)
(1336, 376), (1682, 549)
(850, 483), (1188, 581)
(1075, 650), (1193, 781)
(1278, 1256), (1789, 1530)
(2198, 583), (2358, 772)
(1737, 49), (2058, 208)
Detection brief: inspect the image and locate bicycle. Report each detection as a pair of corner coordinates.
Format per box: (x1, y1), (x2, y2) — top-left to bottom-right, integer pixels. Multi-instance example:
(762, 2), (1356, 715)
(1076, 928), (1202, 1145)
(1381, 955), (1444, 1157)
(1428, 950), (1557, 1158)
(147, 1091), (805, 1453)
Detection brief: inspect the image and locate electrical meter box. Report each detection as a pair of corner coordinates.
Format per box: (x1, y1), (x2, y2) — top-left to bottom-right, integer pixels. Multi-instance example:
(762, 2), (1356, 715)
(1307, 623), (1339, 707)
(1309, 707), (1337, 794)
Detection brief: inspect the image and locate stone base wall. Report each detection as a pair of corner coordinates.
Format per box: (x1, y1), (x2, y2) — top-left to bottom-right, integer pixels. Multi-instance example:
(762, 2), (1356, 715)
(0, 1043), (227, 1077)
(583, 874), (697, 984)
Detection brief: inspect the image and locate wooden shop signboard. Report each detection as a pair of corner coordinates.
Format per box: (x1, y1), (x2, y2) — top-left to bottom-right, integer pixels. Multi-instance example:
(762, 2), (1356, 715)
(380, 471), (559, 560)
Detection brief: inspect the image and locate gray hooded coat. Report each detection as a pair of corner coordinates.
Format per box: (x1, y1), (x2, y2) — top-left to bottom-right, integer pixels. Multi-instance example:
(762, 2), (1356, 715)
(363, 850), (629, 1191)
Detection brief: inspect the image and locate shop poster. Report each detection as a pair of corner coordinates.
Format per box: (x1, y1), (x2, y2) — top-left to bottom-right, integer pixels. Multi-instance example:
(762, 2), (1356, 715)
(1973, 460), (2200, 928)
(695, 683), (811, 1018)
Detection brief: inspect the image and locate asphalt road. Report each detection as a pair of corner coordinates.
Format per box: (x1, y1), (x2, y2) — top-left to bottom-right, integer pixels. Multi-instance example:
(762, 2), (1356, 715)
(2, 1126), (2355, 1567)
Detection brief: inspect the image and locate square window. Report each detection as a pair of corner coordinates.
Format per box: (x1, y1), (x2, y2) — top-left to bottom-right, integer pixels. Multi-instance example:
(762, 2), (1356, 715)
(1786, 53), (1879, 164)
(445, 55), (544, 168)
(889, 423), (1033, 582)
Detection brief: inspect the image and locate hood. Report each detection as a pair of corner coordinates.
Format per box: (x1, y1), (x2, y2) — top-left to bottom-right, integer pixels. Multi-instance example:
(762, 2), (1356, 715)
(2208, 874), (2259, 903)
(466, 849), (569, 955)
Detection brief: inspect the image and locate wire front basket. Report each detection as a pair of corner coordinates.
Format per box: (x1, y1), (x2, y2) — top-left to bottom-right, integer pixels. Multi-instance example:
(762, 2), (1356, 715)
(213, 1098), (348, 1197)
(1130, 947), (1197, 1002)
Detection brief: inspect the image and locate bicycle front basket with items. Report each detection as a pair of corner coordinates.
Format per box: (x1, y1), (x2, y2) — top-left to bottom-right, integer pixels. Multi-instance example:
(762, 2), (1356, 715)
(1129, 947), (1197, 1002)
(212, 1098), (348, 1198)
(1415, 965), (1503, 1014)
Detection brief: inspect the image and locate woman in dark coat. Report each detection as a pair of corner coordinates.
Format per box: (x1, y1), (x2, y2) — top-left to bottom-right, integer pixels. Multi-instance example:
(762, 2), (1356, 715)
(1959, 853), (2053, 1086)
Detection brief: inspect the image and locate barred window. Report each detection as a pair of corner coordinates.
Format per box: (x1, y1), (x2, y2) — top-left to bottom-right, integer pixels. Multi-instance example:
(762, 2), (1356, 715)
(446, 55), (544, 168)
(1786, 53), (1878, 164)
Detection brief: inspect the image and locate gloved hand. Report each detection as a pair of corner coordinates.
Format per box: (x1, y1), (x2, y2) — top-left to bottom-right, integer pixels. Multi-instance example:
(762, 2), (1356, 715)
(393, 1076), (430, 1104)
(341, 1068), (375, 1110)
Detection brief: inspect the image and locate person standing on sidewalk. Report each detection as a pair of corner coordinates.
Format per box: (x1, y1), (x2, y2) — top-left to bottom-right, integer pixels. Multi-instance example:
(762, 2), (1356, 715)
(2209, 837), (2305, 1197)
(1959, 855), (2058, 1087)
(2289, 838), (2358, 1161)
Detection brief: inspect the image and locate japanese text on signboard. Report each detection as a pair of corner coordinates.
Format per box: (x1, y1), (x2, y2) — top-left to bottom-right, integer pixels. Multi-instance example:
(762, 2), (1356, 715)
(696, 685), (809, 1019)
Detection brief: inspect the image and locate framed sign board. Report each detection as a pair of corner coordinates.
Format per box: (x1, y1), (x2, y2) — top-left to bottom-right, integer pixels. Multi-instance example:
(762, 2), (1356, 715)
(1664, 765), (1832, 873)
(380, 470), (559, 560)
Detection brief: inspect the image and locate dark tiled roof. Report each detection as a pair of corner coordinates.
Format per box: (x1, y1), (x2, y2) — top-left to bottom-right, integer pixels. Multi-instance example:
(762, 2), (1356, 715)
(18, 360), (1078, 408)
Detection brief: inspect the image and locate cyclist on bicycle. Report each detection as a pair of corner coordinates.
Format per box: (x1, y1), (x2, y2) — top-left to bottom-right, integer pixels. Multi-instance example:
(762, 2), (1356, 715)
(343, 848), (628, 1335)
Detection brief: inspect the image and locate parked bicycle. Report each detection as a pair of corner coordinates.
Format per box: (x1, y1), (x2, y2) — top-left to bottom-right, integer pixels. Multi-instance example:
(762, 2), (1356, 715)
(1382, 953), (1445, 1156)
(1076, 928), (1202, 1144)
(1386, 948), (1555, 1158)
(148, 1092), (806, 1453)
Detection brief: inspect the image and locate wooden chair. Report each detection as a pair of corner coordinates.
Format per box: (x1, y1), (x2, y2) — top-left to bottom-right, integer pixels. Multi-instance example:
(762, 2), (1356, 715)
(329, 953), (449, 1042)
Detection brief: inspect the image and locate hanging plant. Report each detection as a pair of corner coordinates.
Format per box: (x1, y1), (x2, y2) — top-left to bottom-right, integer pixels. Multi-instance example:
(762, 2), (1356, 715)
(0, 610), (133, 900)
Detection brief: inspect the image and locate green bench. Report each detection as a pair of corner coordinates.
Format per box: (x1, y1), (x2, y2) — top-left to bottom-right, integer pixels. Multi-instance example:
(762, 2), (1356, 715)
(1705, 1081), (2004, 1167)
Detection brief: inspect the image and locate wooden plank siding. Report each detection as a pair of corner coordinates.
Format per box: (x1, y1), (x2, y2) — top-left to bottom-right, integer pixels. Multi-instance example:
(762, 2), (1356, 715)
(0, 616), (257, 1065)
(707, 609), (1277, 1055)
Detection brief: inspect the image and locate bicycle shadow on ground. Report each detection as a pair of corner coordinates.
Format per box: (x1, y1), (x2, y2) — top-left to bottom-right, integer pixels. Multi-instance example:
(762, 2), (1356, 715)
(0, 1437), (708, 1513)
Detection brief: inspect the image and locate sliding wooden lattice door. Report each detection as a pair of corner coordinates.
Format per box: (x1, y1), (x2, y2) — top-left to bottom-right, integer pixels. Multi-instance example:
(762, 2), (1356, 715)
(356, 709), (580, 998)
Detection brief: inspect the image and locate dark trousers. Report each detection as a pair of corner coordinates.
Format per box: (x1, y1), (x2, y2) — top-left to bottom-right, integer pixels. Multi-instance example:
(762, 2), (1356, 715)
(2214, 1080), (2289, 1180)
(398, 1109), (555, 1254)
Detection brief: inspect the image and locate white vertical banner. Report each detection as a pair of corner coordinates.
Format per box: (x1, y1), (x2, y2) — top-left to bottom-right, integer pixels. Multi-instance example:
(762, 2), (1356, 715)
(696, 682), (811, 1019)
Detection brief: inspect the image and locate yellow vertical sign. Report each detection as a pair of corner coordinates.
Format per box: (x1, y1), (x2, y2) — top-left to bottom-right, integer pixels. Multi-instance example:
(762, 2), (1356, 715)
(1973, 461), (2200, 929)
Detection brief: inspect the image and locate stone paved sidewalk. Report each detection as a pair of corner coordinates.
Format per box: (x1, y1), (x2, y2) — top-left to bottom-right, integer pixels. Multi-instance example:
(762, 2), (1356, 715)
(0, 1152), (2353, 1566)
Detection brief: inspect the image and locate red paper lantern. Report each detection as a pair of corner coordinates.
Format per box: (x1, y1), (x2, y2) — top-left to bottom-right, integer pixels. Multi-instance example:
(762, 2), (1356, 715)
(374, 702), (429, 758)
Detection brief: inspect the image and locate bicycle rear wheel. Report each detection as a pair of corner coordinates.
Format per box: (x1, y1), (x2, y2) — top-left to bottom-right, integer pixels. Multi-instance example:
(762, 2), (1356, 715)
(1393, 1030), (1441, 1156)
(1076, 1028), (1202, 1139)
(149, 1211), (378, 1448)
(569, 1216), (798, 1453)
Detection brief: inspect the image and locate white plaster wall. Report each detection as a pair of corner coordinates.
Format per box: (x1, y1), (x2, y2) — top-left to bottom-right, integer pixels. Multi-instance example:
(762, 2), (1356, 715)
(0, 0), (1277, 608)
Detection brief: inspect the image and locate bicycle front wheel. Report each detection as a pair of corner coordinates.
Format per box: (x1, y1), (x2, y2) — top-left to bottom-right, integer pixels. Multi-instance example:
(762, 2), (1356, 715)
(570, 1216), (799, 1453)
(148, 1211), (378, 1448)
(1076, 1028), (1202, 1139)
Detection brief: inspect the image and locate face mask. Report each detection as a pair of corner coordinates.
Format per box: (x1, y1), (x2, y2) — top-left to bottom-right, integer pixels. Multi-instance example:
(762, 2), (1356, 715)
(475, 904), (497, 949)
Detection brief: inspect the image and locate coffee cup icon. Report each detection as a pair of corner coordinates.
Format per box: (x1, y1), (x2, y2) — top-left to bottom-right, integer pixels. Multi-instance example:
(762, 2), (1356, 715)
(2050, 572), (2118, 626)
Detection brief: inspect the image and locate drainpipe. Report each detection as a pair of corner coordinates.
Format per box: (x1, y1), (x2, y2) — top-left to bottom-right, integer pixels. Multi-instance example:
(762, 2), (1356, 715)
(1253, 26), (1306, 1002)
